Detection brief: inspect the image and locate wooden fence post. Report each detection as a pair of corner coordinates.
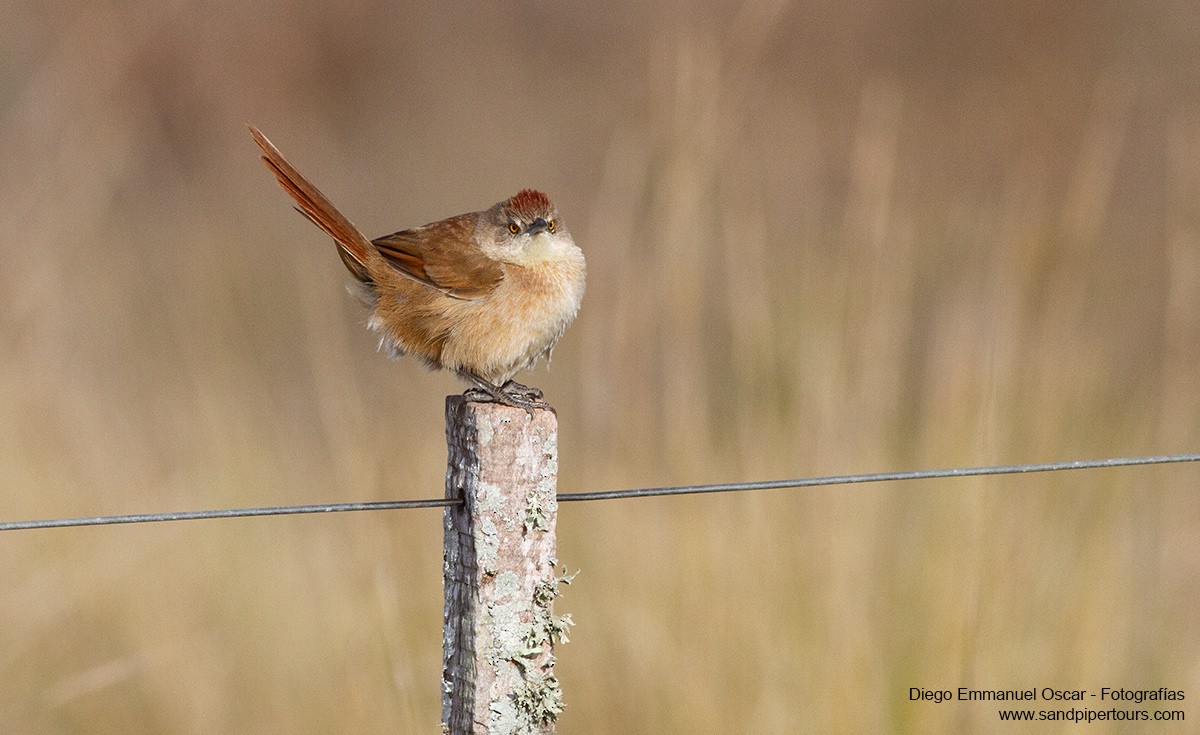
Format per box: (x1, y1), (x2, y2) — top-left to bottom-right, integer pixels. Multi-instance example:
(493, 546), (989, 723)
(442, 397), (568, 734)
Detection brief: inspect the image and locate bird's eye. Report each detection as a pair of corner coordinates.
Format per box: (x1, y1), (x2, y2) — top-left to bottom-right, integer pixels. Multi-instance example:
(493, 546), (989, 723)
(508, 223), (520, 234)
(547, 219), (556, 233)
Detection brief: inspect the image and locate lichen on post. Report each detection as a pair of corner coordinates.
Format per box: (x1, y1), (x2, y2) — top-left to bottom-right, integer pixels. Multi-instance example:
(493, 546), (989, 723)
(443, 397), (569, 735)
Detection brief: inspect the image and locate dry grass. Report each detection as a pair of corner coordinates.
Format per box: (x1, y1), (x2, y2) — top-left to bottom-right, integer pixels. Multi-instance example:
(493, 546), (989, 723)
(2, 0), (1199, 732)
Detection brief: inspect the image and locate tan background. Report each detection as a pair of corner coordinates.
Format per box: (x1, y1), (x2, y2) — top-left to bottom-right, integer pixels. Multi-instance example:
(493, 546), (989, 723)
(2, 0), (1198, 732)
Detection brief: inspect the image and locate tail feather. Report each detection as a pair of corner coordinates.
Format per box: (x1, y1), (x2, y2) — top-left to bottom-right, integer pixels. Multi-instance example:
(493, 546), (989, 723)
(249, 125), (373, 284)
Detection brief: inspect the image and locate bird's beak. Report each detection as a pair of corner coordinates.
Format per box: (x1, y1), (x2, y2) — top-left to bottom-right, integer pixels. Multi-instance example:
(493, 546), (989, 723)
(526, 218), (550, 235)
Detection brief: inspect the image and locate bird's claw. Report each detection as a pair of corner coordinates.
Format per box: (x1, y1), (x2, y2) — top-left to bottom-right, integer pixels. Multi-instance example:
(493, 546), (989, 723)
(463, 379), (553, 417)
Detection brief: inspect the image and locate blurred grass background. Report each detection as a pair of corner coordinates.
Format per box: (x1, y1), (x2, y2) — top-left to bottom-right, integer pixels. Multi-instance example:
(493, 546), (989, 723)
(2, 0), (1199, 732)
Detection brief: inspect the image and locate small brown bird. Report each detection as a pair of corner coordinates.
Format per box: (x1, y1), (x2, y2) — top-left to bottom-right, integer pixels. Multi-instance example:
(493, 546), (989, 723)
(250, 126), (585, 412)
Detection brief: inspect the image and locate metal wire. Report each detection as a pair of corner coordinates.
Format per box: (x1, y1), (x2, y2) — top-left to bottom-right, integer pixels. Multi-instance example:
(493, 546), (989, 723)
(0, 498), (459, 532)
(556, 453), (1200, 501)
(1, 453), (1197, 531)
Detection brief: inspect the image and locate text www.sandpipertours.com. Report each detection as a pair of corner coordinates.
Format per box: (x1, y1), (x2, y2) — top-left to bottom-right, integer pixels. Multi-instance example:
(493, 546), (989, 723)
(909, 687), (1186, 724)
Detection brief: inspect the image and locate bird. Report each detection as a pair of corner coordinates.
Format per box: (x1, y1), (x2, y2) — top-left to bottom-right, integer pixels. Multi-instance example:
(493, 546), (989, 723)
(250, 126), (585, 413)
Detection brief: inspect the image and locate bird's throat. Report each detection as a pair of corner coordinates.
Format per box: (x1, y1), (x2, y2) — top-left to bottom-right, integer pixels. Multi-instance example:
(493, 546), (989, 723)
(517, 232), (573, 265)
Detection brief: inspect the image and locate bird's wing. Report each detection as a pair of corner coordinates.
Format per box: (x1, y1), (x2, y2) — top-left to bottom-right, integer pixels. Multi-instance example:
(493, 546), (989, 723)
(372, 214), (504, 300)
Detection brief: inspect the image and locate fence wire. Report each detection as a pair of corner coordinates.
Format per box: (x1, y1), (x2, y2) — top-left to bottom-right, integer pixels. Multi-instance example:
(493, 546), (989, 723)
(2, 453), (1197, 532)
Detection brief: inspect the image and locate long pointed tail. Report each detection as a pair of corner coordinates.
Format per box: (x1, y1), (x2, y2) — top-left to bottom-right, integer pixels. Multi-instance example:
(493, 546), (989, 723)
(249, 125), (373, 283)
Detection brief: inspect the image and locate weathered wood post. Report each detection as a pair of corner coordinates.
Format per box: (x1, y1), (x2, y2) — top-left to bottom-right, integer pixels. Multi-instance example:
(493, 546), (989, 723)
(442, 397), (568, 734)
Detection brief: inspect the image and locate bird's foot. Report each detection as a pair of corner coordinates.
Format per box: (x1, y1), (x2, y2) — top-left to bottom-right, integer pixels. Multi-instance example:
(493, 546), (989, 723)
(461, 374), (553, 417)
(499, 380), (544, 402)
